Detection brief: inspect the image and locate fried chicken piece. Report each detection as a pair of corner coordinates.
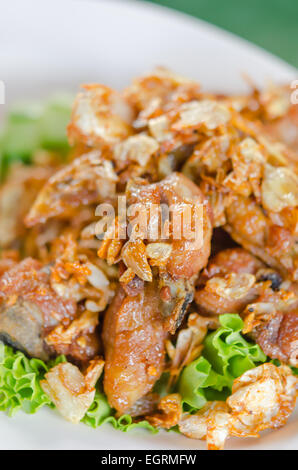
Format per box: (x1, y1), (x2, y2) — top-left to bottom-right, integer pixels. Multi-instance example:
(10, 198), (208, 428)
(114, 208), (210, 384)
(146, 394), (182, 429)
(195, 248), (297, 367)
(127, 173), (212, 332)
(98, 172), (213, 333)
(179, 364), (298, 449)
(45, 310), (101, 364)
(25, 150), (118, 227)
(124, 67), (200, 120)
(49, 233), (114, 312)
(227, 363), (298, 437)
(0, 256), (104, 363)
(102, 283), (166, 414)
(195, 248), (263, 315)
(125, 172), (213, 279)
(196, 273), (258, 316)
(203, 247), (264, 278)
(41, 358), (104, 423)
(195, 248), (298, 367)
(236, 83), (298, 154)
(174, 108), (298, 279)
(251, 310), (298, 367)
(224, 193), (298, 280)
(66, 72), (297, 283)
(0, 258), (76, 360)
(126, 393), (159, 418)
(0, 164), (53, 248)
(179, 401), (231, 450)
(65, 73), (297, 283)
(68, 84), (134, 147)
(0, 251), (18, 277)
(113, 134), (159, 171)
(263, 103), (298, 155)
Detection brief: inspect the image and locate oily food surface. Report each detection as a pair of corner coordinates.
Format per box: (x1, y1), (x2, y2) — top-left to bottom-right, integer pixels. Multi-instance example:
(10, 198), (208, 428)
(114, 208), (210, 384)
(0, 68), (297, 449)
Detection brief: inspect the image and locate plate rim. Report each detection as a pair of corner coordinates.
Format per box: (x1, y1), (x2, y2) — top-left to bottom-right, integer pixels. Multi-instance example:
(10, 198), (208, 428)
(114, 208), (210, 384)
(0, 0), (297, 451)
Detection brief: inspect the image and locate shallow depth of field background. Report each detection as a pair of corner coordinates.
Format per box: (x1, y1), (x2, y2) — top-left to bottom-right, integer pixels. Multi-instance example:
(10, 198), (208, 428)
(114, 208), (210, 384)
(144, 0), (298, 67)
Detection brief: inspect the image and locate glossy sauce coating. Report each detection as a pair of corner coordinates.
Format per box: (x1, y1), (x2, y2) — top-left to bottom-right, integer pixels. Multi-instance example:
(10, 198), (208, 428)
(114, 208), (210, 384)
(103, 283), (165, 413)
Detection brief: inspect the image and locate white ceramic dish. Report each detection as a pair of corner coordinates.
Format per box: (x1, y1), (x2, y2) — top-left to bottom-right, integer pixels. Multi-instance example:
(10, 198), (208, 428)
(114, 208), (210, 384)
(0, 0), (297, 450)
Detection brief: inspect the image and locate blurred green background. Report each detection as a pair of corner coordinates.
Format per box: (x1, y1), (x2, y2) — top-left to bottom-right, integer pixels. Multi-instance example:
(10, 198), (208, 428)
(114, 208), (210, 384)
(143, 0), (298, 68)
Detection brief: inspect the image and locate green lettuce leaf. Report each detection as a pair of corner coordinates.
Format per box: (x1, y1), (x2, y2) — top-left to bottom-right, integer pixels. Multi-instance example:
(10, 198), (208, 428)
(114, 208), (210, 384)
(39, 94), (73, 151)
(0, 342), (65, 416)
(179, 314), (267, 412)
(0, 314), (269, 432)
(0, 342), (156, 433)
(0, 96), (72, 179)
(82, 390), (158, 434)
(178, 356), (230, 411)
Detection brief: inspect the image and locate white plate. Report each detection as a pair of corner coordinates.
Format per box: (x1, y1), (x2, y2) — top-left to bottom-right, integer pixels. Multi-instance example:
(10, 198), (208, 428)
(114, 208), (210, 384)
(0, 0), (297, 450)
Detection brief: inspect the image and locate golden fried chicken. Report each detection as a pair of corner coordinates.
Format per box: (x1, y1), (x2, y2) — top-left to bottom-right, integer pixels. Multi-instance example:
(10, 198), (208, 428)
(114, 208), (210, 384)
(102, 282), (165, 413)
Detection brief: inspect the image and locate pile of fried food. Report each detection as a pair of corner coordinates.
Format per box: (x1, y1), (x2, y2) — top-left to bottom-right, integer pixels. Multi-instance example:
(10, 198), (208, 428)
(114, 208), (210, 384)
(0, 68), (297, 449)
